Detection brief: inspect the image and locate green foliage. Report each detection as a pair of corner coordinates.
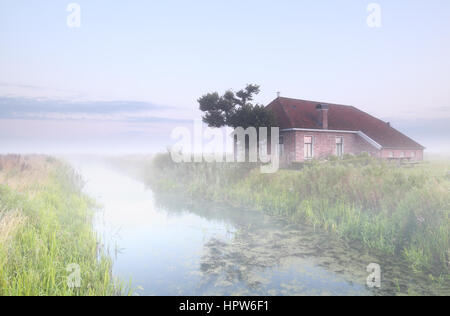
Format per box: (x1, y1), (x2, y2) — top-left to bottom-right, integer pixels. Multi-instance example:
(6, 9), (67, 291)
(0, 160), (129, 296)
(147, 154), (450, 278)
(198, 84), (277, 129)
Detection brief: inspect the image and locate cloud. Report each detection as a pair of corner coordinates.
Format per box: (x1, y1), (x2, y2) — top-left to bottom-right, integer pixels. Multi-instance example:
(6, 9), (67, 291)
(0, 82), (43, 90)
(0, 96), (196, 154)
(431, 106), (450, 113)
(0, 96), (186, 122)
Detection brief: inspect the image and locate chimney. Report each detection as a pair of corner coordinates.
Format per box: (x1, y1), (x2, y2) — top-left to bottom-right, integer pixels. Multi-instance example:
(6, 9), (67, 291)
(277, 91), (281, 98)
(316, 104), (329, 129)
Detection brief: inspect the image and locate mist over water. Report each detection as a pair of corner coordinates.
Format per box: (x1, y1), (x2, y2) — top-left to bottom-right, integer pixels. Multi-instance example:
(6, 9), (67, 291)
(1, 0), (450, 299)
(70, 158), (366, 295)
(66, 157), (445, 296)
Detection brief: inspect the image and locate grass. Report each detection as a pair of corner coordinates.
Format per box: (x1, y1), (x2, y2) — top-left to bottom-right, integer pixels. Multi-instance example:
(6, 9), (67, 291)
(0, 155), (129, 296)
(144, 153), (450, 280)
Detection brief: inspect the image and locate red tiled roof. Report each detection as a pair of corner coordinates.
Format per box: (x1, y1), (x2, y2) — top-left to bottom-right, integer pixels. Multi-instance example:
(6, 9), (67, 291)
(268, 97), (424, 150)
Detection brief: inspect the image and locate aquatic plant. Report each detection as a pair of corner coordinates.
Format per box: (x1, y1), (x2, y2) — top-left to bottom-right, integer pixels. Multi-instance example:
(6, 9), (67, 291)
(145, 153), (450, 279)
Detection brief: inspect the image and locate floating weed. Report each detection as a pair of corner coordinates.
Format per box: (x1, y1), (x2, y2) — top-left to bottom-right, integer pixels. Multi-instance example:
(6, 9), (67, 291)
(144, 153), (450, 282)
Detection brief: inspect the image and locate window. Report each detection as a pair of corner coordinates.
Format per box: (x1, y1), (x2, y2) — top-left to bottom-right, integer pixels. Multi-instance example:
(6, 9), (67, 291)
(336, 137), (344, 158)
(400, 151), (405, 158)
(304, 136), (313, 159)
(411, 151), (416, 158)
(279, 136), (285, 157)
(389, 151), (394, 158)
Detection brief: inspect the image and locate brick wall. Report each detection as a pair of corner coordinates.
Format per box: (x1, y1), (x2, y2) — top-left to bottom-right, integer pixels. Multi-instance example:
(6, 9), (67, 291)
(281, 130), (381, 163)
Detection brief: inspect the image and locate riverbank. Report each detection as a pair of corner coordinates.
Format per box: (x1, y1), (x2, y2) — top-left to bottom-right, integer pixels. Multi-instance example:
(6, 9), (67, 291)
(63, 159), (383, 295)
(0, 155), (127, 296)
(134, 154), (449, 293)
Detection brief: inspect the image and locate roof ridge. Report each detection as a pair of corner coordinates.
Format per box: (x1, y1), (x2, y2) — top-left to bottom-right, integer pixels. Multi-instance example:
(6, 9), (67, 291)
(268, 96), (424, 150)
(277, 96), (354, 108)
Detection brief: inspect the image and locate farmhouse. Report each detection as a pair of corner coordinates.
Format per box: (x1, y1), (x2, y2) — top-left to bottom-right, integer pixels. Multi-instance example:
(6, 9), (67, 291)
(268, 97), (425, 164)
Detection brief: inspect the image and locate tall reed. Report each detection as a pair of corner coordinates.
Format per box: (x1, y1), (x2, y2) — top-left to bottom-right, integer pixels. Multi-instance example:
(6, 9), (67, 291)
(146, 153), (450, 276)
(0, 156), (129, 296)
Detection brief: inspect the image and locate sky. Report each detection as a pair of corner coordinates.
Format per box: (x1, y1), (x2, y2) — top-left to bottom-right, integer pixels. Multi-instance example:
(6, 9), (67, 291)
(0, 0), (449, 154)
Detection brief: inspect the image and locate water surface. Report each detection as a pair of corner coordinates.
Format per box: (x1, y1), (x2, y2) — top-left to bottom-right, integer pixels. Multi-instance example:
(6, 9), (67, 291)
(70, 159), (442, 296)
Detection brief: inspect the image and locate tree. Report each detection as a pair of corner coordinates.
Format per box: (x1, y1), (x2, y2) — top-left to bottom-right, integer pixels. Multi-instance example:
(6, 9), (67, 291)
(198, 84), (276, 130)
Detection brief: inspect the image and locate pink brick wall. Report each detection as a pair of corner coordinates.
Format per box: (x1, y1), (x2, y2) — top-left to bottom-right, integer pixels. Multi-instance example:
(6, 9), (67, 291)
(281, 130), (381, 163)
(280, 131), (424, 163)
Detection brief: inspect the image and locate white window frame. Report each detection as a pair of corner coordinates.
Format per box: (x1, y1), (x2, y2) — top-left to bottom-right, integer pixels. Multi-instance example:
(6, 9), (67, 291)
(336, 137), (344, 158)
(279, 136), (285, 157)
(304, 135), (314, 159)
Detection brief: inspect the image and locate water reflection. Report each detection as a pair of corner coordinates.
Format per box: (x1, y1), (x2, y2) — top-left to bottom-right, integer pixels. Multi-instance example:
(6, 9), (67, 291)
(70, 159), (445, 296)
(153, 193), (369, 295)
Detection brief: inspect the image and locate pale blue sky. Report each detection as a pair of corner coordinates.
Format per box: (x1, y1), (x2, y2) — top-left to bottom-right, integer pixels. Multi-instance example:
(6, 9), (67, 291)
(0, 0), (449, 153)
